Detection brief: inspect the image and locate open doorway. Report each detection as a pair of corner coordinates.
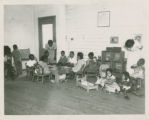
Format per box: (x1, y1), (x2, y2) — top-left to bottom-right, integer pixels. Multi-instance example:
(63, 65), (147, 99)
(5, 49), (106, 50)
(38, 16), (56, 60)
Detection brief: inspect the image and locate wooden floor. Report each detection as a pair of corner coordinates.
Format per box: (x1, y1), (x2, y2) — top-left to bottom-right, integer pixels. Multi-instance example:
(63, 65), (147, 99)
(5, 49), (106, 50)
(5, 75), (145, 115)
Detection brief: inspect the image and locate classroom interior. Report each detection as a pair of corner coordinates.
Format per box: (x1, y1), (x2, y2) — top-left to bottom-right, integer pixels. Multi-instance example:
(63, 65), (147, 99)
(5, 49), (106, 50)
(4, 2), (145, 115)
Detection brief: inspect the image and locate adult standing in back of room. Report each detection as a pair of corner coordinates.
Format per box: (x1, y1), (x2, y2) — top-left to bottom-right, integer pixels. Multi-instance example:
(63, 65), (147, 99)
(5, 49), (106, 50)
(12, 44), (22, 76)
(45, 40), (57, 64)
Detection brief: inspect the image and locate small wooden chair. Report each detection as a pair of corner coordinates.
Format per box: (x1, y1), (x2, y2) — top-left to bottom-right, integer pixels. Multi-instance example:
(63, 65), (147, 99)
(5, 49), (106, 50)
(76, 64), (98, 92)
(32, 64), (52, 83)
(76, 64), (86, 86)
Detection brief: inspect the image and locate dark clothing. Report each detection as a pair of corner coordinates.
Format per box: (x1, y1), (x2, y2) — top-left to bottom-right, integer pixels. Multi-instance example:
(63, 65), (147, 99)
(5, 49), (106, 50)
(84, 59), (98, 74)
(58, 56), (68, 66)
(12, 49), (22, 75)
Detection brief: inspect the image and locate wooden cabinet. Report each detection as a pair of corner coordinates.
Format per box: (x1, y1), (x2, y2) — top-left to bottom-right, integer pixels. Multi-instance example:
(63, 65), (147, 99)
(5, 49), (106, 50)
(101, 47), (127, 80)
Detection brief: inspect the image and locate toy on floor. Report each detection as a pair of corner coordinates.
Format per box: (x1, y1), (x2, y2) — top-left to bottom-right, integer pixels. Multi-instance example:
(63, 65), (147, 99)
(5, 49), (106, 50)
(77, 75), (98, 92)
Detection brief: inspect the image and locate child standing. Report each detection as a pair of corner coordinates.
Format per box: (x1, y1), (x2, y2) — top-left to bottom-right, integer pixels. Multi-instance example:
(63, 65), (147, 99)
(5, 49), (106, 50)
(95, 64), (110, 88)
(58, 51), (68, 66)
(104, 68), (120, 93)
(12, 44), (22, 76)
(120, 72), (132, 99)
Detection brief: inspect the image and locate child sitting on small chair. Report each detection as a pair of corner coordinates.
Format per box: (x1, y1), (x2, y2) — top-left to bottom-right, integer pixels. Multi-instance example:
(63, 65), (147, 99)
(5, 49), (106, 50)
(38, 55), (51, 75)
(67, 51), (77, 67)
(72, 52), (86, 73)
(131, 58), (145, 89)
(120, 71), (132, 99)
(26, 54), (37, 68)
(58, 51), (68, 66)
(104, 68), (120, 93)
(84, 52), (98, 83)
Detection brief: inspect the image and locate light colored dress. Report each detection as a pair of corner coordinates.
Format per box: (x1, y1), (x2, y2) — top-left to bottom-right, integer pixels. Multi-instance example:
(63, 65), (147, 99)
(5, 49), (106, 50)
(95, 64), (110, 86)
(72, 59), (85, 73)
(45, 42), (56, 63)
(105, 75), (120, 93)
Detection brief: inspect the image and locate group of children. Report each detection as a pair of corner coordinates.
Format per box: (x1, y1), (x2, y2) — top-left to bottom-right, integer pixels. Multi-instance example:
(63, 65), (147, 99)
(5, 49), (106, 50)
(95, 68), (132, 99)
(4, 44), (145, 100)
(56, 50), (145, 99)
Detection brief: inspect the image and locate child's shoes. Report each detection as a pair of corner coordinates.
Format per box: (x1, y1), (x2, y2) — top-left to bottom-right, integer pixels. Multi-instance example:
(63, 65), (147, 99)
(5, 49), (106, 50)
(124, 95), (130, 100)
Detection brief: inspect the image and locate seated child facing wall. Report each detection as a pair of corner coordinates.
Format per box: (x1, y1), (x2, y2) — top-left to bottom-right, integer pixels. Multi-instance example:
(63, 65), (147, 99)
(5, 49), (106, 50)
(38, 55), (51, 74)
(95, 63), (110, 87)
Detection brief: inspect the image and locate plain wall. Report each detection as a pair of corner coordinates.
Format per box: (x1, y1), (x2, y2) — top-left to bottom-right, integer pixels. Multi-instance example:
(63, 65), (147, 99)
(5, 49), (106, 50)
(4, 5), (67, 61)
(4, 3), (145, 65)
(66, 1), (145, 59)
(4, 5), (36, 55)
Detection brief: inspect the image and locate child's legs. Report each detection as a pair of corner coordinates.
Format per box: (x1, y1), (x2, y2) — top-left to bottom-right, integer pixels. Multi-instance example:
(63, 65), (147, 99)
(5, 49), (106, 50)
(114, 82), (120, 92)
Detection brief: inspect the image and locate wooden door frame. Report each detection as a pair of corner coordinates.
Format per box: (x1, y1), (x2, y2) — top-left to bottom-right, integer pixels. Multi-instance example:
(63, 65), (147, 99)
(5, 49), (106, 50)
(38, 16), (56, 59)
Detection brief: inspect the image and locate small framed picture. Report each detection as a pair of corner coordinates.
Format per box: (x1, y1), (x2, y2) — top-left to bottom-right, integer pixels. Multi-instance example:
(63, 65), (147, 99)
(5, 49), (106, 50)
(110, 36), (119, 44)
(97, 11), (110, 27)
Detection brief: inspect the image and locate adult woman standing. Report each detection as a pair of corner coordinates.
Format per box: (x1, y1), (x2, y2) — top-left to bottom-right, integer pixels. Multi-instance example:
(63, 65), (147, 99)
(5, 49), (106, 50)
(12, 44), (22, 76)
(45, 40), (57, 64)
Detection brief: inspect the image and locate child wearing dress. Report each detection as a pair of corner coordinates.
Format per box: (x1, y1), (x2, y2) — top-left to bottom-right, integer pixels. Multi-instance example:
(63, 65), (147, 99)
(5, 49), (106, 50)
(104, 68), (120, 93)
(58, 51), (68, 66)
(72, 52), (86, 73)
(95, 64), (110, 88)
(95, 71), (107, 88)
(120, 72), (132, 99)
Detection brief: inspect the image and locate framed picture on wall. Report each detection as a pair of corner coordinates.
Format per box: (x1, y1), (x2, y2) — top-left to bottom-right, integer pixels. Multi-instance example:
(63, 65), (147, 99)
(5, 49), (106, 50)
(97, 11), (110, 27)
(110, 36), (119, 44)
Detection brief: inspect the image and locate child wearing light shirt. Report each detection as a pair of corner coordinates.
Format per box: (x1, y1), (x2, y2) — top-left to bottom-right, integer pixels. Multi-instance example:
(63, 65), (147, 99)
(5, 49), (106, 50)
(26, 54), (37, 67)
(72, 52), (85, 73)
(67, 51), (77, 67)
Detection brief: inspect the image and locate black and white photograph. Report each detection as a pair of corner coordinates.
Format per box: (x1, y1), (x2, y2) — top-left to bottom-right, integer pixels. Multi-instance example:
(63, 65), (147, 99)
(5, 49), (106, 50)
(1, 0), (149, 119)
